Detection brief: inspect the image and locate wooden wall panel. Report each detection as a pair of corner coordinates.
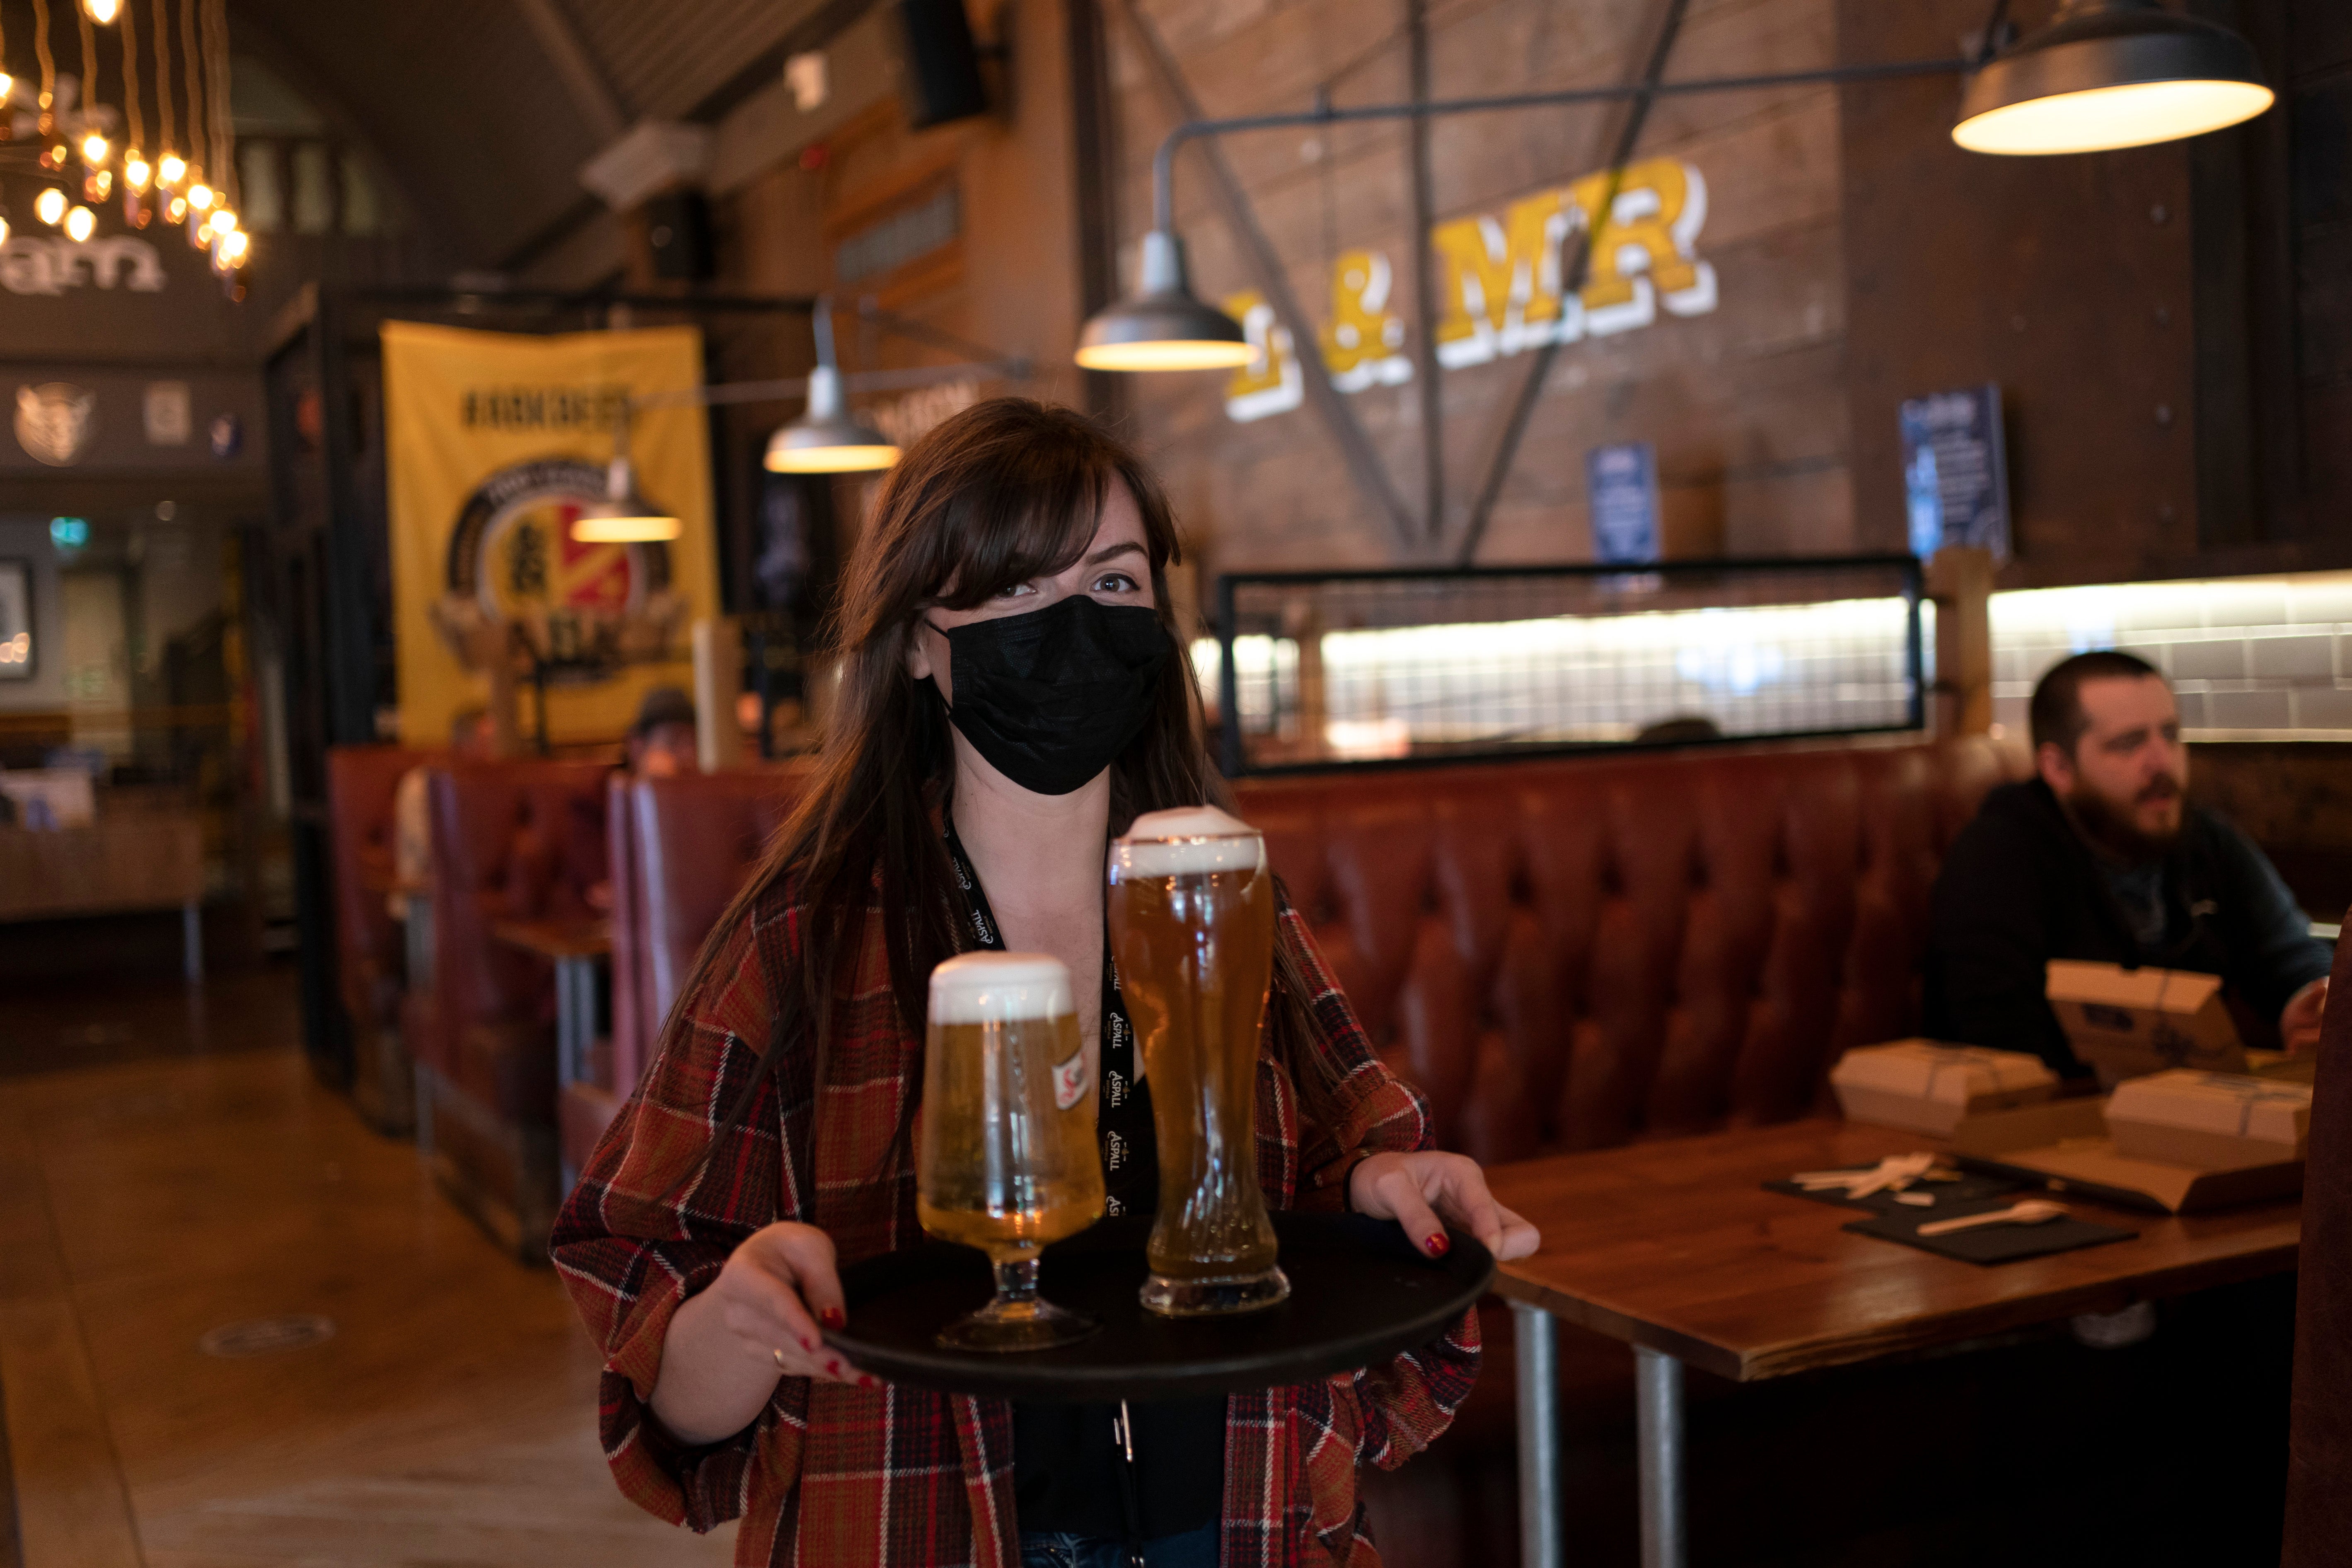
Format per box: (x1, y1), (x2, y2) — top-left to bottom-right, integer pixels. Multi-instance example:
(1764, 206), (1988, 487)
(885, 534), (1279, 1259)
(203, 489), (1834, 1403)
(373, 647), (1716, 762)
(1839, 0), (2202, 587)
(1111, 0), (1857, 575)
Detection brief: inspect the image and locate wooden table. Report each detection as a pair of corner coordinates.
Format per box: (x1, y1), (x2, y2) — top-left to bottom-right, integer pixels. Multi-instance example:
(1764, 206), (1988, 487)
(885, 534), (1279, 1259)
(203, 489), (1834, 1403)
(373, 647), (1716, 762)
(0, 815), (206, 981)
(1485, 1118), (2301, 1568)
(490, 917), (612, 1113)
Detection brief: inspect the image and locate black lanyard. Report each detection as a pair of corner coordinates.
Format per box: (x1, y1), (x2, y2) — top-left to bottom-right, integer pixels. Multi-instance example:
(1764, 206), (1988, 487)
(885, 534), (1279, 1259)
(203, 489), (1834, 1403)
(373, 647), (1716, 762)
(942, 817), (1158, 1220)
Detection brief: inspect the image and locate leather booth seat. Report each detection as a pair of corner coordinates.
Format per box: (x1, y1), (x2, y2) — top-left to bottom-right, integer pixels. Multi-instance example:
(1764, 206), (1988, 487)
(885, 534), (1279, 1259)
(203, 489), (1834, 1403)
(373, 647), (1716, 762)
(422, 759), (611, 1260)
(1237, 734), (2028, 1163)
(559, 766), (807, 1183)
(325, 744), (428, 1135)
(1235, 734), (2032, 1524)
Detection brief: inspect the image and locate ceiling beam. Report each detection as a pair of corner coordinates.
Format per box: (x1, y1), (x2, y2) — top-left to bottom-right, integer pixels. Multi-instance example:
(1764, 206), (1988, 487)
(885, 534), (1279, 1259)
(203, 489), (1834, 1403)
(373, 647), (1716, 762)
(512, 0), (629, 143)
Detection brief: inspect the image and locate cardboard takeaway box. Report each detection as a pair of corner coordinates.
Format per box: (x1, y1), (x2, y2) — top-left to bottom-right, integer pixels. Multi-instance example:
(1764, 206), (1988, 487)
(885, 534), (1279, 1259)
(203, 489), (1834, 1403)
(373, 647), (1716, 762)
(2045, 959), (2246, 1082)
(1829, 1039), (2060, 1135)
(2105, 1070), (2311, 1169)
(1949, 1095), (2305, 1214)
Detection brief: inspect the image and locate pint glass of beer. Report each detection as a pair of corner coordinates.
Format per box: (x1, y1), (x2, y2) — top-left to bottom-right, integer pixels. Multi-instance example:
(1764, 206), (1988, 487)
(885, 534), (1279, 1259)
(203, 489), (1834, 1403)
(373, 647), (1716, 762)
(917, 952), (1105, 1351)
(1108, 806), (1289, 1317)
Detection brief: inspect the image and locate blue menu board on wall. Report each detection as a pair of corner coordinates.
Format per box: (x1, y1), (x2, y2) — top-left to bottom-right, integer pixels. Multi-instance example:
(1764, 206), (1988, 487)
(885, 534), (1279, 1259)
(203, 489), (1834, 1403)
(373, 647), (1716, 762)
(1586, 441), (1661, 565)
(1900, 384), (2011, 562)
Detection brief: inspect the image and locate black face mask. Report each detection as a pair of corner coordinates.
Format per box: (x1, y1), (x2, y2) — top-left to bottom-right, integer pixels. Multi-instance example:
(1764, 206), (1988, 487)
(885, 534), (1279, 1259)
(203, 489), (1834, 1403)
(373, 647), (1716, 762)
(930, 594), (1170, 795)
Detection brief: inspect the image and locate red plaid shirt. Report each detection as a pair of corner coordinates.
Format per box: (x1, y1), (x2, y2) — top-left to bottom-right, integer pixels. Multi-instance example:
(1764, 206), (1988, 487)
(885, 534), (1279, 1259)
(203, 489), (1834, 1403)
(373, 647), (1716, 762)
(552, 872), (1479, 1567)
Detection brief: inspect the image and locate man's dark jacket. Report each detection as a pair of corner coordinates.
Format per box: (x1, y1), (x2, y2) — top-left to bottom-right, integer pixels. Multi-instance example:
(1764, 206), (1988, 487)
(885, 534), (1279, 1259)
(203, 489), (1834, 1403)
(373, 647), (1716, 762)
(1924, 779), (2331, 1072)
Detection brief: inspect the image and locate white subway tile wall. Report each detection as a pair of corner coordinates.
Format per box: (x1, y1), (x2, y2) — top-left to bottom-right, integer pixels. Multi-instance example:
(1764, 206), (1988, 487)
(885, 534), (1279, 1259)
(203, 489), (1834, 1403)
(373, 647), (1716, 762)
(1988, 571), (2352, 737)
(1196, 592), (1920, 761)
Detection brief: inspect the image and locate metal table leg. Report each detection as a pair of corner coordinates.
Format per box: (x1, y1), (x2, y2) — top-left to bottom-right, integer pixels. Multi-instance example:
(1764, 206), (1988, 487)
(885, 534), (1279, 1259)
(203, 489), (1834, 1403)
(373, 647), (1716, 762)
(1635, 1346), (1686, 1568)
(1513, 1302), (1562, 1568)
(404, 896), (434, 992)
(554, 954), (595, 1090)
(182, 901), (203, 984)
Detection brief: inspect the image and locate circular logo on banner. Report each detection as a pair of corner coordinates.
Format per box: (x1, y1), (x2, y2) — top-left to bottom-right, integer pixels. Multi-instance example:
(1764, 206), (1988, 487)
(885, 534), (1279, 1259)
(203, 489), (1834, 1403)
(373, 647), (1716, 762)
(431, 457), (684, 683)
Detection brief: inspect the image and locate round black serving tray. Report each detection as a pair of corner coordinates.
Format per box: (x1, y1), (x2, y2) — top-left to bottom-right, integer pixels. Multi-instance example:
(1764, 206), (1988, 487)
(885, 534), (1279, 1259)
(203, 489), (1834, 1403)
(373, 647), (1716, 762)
(822, 1212), (1492, 1402)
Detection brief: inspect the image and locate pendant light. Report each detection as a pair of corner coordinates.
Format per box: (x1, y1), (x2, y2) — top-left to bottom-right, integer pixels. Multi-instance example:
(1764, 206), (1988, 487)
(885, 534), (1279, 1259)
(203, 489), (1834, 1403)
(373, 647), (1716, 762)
(571, 413), (682, 543)
(1953, 0), (2272, 156)
(764, 301), (900, 473)
(1074, 230), (1252, 372)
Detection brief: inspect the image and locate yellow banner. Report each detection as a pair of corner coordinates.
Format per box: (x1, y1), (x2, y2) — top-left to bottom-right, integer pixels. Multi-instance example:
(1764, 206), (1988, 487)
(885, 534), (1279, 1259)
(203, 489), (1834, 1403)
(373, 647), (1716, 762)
(383, 321), (717, 747)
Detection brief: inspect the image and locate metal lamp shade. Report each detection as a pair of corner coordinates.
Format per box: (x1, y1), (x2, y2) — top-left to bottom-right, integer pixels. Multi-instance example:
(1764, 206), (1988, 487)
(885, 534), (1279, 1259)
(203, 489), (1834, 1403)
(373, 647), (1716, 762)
(571, 502), (684, 542)
(765, 366), (900, 473)
(571, 455), (683, 542)
(1074, 230), (1254, 372)
(1953, 0), (2272, 155)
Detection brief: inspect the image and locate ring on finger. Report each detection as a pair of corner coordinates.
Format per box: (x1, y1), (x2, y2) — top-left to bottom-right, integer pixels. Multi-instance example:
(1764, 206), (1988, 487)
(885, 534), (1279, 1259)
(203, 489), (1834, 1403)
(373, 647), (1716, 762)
(772, 1347), (788, 1371)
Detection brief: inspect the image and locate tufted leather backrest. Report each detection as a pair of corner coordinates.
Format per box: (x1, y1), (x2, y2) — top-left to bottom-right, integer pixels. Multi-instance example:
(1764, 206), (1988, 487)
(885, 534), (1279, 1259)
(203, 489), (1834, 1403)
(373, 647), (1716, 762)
(424, 760), (612, 1079)
(1232, 734), (2030, 1165)
(326, 744), (429, 1028)
(612, 765), (810, 1090)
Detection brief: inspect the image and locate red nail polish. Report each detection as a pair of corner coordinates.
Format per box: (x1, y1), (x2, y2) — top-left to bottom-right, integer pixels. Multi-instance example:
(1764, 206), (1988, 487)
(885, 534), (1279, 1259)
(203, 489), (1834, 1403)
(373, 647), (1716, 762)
(802, 1336), (817, 1353)
(860, 1374), (880, 1389)
(1426, 1232), (1450, 1256)
(820, 1307), (845, 1330)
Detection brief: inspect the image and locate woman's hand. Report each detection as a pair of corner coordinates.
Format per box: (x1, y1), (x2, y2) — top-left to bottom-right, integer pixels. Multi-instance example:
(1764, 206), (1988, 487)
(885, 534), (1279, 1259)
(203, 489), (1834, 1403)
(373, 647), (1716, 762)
(1348, 1151), (1541, 1262)
(649, 1222), (873, 1447)
(2281, 977), (2328, 1055)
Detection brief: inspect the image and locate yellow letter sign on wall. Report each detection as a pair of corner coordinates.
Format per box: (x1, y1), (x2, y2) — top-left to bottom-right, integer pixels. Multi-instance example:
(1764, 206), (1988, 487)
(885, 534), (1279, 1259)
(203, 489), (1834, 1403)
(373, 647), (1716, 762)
(1221, 290), (1304, 421)
(1320, 251), (1412, 392)
(1223, 156), (1718, 420)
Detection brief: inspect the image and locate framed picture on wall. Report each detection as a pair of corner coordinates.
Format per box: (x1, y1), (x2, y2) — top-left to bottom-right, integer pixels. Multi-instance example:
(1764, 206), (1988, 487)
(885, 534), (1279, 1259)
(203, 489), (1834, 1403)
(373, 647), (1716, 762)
(0, 560), (33, 678)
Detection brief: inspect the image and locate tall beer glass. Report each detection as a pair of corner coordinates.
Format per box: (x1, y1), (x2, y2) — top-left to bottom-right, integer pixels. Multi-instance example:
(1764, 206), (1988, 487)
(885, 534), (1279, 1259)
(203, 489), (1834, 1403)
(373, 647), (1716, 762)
(918, 952), (1105, 1351)
(1108, 807), (1289, 1317)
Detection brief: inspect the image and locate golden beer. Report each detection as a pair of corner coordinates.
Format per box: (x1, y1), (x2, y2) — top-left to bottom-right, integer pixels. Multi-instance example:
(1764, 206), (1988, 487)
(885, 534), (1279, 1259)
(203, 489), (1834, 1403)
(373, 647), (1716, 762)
(1108, 808), (1289, 1316)
(918, 953), (1104, 1351)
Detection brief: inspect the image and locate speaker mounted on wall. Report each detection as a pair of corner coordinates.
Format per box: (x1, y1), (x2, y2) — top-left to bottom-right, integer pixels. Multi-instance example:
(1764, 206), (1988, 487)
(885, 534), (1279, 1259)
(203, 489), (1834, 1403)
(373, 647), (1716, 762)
(646, 190), (715, 283)
(896, 0), (991, 130)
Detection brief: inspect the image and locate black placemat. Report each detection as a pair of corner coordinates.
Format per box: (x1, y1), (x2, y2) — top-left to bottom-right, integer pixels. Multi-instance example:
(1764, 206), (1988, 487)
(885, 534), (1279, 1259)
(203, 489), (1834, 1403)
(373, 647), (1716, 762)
(822, 1212), (1492, 1402)
(1841, 1201), (2137, 1266)
(1764, 1170), (2023, 1217)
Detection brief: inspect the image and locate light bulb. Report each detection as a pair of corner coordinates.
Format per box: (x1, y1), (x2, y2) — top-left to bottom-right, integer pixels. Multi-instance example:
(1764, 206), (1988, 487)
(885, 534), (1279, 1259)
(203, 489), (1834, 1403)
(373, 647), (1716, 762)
(216, 228), (249, 265)
(187, 182), (214, 211)
(164, 193), (187, 222)
(158, 152), (186, 188)
(84, 0), (122, 21)
(64, 204), (94, 242)
(81, 132), (108, 166)
(34, 186), (67, 226)
(85, 169), (111, 201)
(0, 73), (13, 99)
(207, 207), (236, 237)
(0, 215), (10, 246)
(124, 153), (150, 193)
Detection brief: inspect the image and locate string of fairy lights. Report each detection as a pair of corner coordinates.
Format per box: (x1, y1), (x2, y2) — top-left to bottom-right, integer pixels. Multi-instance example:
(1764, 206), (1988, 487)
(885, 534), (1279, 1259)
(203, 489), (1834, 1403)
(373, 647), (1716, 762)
(0, 0), (250, 289)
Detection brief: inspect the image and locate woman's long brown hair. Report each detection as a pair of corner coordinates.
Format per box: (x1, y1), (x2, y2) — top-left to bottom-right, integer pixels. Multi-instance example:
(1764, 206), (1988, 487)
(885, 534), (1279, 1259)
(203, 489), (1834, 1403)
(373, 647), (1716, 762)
(662, 397), (1338, 1172)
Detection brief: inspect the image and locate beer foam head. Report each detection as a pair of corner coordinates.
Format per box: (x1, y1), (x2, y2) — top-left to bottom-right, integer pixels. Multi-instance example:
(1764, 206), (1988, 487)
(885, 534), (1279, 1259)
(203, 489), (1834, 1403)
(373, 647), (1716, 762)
(928, 952), (1075, 1025)
(1114, 805), (1263, 877)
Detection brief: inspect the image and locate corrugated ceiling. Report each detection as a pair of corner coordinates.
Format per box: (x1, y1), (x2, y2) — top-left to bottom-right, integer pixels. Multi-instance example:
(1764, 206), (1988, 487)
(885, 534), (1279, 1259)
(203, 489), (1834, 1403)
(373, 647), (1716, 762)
(564, 0), (839, 121)
(225, 0), (859, 268)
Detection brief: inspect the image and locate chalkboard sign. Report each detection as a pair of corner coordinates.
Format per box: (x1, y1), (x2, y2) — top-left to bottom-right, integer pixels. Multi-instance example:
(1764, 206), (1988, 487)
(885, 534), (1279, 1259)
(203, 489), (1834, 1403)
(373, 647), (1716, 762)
(1900, 385), (2010, 561)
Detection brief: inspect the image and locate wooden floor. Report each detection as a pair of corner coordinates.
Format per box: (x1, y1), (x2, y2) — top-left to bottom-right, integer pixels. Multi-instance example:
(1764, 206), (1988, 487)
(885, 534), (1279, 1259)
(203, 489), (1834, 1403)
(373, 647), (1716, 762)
(0, 1020), (738, 1566)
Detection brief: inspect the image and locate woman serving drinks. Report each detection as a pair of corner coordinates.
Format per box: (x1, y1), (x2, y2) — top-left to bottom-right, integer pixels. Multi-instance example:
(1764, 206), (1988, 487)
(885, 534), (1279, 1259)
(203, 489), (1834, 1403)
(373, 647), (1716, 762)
(553, 398), (1539, 1568)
